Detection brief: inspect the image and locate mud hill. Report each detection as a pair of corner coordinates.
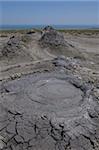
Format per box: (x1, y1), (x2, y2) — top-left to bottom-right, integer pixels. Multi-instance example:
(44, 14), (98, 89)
(39, 26), (66, 46)
(1, 26), (84, 65)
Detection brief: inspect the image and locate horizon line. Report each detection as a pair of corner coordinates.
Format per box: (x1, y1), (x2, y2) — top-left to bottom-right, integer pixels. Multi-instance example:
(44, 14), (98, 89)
(0, 24), (99, 26)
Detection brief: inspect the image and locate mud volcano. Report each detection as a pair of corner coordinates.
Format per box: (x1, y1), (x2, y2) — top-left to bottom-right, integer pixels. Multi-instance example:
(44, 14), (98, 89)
(27, 77), (83, 115)
(39, 26), (66, 47)
(0, 70), (99, 150)
(2, 36), (22, 57)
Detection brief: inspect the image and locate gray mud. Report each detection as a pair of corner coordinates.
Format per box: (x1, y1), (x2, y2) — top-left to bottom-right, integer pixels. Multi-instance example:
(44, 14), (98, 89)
(0, 70), (99, 150)
(0, 27), (99, 150)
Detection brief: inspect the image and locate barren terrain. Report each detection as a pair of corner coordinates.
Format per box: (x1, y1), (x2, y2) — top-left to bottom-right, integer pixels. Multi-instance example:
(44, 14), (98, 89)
(0, 27), (99, 150)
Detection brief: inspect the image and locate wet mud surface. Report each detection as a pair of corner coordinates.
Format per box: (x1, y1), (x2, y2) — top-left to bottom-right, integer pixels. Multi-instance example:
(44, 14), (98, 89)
(0, 70), (99, 150)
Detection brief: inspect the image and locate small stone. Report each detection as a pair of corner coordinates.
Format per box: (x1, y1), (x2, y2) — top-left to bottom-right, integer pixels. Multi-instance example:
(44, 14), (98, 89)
(14, 135), (23, 143)
(0, 141), (4, 149)
(0, 138), (5, 149)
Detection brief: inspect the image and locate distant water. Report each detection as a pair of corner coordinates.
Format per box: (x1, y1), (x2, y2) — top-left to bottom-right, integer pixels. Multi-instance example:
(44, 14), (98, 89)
(0, 25), (99, 30)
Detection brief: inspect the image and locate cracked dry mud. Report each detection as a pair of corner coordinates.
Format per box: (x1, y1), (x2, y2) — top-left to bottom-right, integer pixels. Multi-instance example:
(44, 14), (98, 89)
(0, 69), (99, 150)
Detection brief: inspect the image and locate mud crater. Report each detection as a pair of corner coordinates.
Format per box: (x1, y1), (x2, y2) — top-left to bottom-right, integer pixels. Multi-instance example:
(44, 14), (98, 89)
(0, 72), (99, 150)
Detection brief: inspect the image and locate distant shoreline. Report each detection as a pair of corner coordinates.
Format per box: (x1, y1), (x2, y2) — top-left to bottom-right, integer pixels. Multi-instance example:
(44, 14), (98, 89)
(0, 25), (99, 30)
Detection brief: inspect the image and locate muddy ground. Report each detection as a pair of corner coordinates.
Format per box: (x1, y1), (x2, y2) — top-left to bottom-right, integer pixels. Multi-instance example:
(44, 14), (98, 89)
(0, 28), (99, 150)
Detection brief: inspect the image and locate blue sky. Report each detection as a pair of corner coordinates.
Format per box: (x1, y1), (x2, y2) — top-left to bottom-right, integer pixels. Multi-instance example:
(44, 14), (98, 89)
(0, 1), (99, 25)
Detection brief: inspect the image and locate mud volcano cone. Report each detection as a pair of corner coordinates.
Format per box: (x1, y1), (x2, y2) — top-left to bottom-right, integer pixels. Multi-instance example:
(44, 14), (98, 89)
(2, 36), (22, 57)
(39, 26), (66, 47)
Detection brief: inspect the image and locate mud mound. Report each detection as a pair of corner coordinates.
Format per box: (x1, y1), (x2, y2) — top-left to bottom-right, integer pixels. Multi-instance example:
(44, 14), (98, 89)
(38, 26), (85, 59)
(39, 26), (66, 47)
(1, 35), (32, 58)
(0, 68), (99, 150)
(1, 35), (34, 64)
(2, 36), (23, 57)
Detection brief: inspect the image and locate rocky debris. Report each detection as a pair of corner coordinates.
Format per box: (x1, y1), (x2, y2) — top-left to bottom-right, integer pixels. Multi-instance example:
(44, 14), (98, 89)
(52, 56), (99, 87)
(2, 35), (23, 57)
(53, 55), (81, 70)
(0, 69), (99, 150)
(39, 26), (66, 47)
